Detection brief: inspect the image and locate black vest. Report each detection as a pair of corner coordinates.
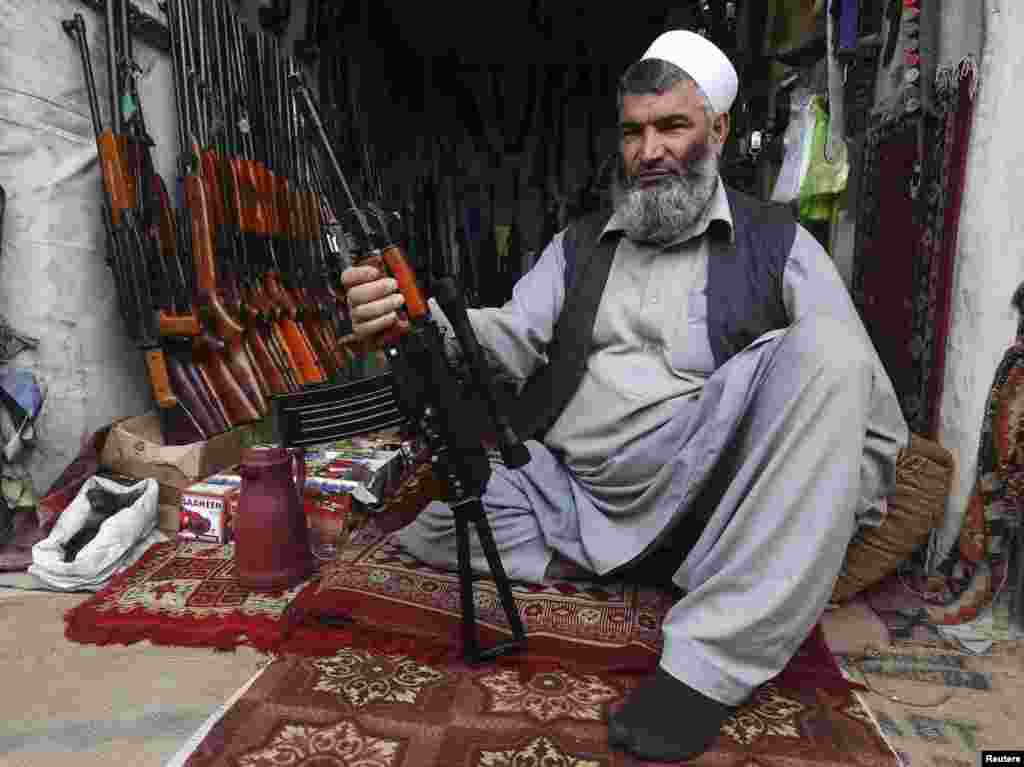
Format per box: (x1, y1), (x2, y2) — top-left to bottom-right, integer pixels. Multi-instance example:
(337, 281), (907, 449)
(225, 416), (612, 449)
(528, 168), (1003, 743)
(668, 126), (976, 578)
(510, 186), (797, 441)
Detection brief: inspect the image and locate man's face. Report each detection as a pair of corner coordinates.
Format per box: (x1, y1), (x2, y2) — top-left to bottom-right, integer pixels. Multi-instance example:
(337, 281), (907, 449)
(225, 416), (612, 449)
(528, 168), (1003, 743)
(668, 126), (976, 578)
(613, 79), (728, 244)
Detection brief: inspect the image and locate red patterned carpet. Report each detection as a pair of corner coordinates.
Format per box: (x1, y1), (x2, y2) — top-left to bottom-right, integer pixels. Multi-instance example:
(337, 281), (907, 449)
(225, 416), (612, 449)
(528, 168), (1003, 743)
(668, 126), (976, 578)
(63, 526), (896, 767)
(180, 645), (897, 767)
(64, 540), (306, 652)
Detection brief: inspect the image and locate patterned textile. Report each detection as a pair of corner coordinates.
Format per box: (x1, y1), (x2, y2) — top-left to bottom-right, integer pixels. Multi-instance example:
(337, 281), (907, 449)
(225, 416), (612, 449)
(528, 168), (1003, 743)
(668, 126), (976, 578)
(61, 492), (860, 688)
(837, 642), (1022, 767)
(876, 299), (1024, 633)
(915, 335), (1024, 627)
(289, 521), (678, 671)
(853, 66), (977, 437)
(64, 540), (308, 652)
(180, 645), (897, 767)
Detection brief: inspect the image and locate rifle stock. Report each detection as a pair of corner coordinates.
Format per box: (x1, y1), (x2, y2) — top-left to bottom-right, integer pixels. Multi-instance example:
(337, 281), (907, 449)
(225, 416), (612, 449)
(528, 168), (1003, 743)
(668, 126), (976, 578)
(185, 172), (245, 340)
(246, 327), (289, 394)
(196, 346), (261, 425)
(144, 348), (177, 408)
(98, 131), (136, 226)
(187, 351), (231, 432)
(166, 351), (218, 437)
(242, 335), (272, 398)
(158, 310), (203, 337)
(225, 335), (268, 415)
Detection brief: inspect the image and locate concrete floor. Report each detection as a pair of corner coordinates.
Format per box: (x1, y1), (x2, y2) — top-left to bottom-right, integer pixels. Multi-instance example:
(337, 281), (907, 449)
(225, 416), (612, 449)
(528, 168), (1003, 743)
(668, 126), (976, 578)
(0, 588), (267, 767)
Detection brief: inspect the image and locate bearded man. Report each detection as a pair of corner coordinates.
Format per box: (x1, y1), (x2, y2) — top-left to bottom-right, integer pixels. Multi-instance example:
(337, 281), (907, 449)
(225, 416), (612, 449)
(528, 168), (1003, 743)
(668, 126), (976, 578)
(341, 30), (909, 762)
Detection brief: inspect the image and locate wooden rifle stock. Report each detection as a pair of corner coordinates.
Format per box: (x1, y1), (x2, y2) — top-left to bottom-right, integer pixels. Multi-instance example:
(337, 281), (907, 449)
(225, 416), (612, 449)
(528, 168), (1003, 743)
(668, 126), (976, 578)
(279, 317), (324, 382)
(224, 335), (268, 415)
(193, 356), (235, 427)
(286, 193), (333, 379)
(153, 175), (202, 337)
(185, 172), (245, 340)
(187, 352), (231, 432)
(144, 348), (177, 409)
(242, 336), (272, 399)
(246, 328), (289, 394)
(195, 346), (261, 425)
(201, 150), (227, 229)
(99, 131), (187, 413)
(98, 131), (136, 226)
(166, 352), (219, 437)
(158, 311), (202, 337)
(183, 169), (264, 418)
(270, 322), (304, 384)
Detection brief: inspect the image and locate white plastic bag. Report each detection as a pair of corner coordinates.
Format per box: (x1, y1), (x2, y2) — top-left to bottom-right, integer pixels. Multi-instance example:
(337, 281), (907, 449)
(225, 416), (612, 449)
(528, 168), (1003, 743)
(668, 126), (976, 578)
(29, 476), (166, 591)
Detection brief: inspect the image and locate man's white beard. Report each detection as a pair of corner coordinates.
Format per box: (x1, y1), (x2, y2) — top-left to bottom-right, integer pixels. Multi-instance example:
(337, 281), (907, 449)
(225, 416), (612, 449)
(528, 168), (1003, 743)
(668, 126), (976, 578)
(611, 144), (720, 246)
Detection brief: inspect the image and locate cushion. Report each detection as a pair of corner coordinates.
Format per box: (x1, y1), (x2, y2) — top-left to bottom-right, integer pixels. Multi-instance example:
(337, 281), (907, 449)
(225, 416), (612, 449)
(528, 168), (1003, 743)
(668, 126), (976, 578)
(830, 433), (954, 604)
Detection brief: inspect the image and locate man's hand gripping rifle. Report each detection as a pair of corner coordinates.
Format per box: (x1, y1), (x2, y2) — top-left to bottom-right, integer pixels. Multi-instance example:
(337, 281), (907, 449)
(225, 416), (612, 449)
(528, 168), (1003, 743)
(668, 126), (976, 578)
(292, 77), (528, 664)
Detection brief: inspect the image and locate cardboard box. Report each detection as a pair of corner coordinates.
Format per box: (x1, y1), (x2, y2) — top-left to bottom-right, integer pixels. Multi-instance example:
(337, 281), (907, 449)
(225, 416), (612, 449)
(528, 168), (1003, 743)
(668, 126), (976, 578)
(158, 503), (181, 535)
(179, 481), (239, 543)
(203, 469), (366, 500)
(100, 413), (244, 505)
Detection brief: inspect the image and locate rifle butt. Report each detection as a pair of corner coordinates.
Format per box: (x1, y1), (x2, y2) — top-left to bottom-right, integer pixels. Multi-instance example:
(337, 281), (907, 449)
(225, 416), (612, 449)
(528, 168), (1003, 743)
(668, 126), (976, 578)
(166, 352), (221, 438)
(247, 328), (290, 395)
(143, 347), (178, 409)
(281, 318), (325, 383)
(225, 335), (269, 415)
(193, 356), (234, 430)
(157, 404), (207, 446)
(158, 310), (203, 338)
(198, 347), (262, 425)
(271, 321), (307, 386)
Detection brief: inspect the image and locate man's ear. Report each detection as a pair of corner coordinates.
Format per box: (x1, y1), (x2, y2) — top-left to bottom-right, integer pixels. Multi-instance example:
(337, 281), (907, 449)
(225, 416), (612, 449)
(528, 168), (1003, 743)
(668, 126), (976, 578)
(711, 112), (731, 147)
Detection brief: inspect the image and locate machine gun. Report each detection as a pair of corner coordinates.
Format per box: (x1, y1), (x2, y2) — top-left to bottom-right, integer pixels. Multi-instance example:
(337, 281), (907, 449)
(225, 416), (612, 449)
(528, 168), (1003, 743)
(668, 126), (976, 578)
(293, 76), (528, 664)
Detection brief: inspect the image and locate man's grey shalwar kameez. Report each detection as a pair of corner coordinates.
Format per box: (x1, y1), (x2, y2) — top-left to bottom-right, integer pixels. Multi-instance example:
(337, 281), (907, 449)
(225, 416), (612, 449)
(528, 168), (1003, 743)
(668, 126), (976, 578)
(394, 179), (909, 706)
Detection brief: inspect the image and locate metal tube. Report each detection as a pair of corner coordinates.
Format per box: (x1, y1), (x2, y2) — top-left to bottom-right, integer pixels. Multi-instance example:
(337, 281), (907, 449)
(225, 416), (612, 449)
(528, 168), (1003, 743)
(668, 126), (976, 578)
(119, 0), (131, 107)
(162, 0), (187, 158)
(291, 76), (372, 241)
(62, 16), (104, 138)
(105, 0), (120, 133)
(194, 0), (209, 145)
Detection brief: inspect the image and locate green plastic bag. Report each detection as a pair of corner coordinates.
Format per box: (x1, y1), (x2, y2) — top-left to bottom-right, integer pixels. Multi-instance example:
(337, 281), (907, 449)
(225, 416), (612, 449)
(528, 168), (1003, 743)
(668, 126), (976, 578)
(798, 96), (849, 223)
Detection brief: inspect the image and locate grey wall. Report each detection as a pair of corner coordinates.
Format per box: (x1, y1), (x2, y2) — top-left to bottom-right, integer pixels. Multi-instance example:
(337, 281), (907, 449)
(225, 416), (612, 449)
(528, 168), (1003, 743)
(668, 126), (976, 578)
(933, 0), (1023, 559)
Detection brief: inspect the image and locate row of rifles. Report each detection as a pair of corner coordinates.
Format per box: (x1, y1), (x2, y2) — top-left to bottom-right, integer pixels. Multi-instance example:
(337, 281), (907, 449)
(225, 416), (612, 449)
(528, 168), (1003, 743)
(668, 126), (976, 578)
(62, 0), (362, 446)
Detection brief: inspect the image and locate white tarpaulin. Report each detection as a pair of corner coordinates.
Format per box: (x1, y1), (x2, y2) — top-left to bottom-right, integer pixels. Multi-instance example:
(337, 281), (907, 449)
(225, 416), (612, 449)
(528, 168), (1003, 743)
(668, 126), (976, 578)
(0, 0), (177, 491)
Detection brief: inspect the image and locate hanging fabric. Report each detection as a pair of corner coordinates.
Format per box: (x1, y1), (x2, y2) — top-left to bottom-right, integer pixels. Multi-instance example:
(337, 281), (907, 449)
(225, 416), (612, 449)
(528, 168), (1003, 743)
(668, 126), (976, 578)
(853, 64), (979, 440)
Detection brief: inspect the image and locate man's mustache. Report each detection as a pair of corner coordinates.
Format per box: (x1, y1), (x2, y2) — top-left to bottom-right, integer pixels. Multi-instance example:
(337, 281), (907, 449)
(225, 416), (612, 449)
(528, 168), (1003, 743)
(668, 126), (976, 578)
(624, 143), (716, 187)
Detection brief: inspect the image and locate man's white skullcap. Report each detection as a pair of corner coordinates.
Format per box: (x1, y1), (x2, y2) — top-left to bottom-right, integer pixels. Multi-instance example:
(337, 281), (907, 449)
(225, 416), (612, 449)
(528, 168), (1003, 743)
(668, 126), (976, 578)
(641, 30), (739, 115)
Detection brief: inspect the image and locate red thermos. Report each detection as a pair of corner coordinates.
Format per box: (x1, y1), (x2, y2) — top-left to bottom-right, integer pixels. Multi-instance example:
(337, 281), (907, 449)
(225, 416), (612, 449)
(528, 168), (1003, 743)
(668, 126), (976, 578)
(234, 447), (313, 591)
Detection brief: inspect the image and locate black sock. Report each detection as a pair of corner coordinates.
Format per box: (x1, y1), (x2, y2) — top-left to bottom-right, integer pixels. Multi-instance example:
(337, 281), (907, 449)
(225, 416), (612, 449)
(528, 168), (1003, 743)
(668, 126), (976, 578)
(607, 667), (734, 762)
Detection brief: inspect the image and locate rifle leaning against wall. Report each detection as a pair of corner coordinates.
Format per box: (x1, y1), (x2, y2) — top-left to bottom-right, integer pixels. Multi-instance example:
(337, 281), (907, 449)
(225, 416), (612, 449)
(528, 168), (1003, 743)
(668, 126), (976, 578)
(62, 11), (213, 445)
(166, 0), (267, 427)
(108, 0), (246, 442)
